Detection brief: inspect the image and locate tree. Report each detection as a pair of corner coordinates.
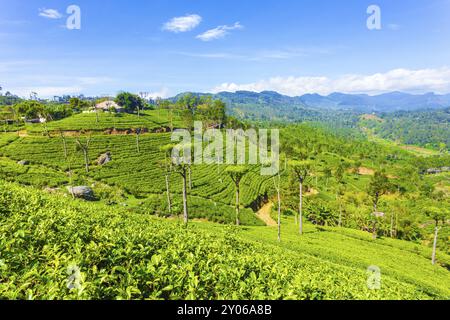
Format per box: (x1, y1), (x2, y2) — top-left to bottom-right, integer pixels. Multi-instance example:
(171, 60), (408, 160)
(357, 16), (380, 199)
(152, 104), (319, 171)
(323, 167), (332, 187)
(172, 143), (191, 225)
(368, 171), (390, 239)
(135, 128), (141, 153)
(225, 166), (249, 226)
(14, 101), (44, 120)
(115, 92), (145, 114)
(75, 135), (92, 173)
(290, 160), (313, 235)
(335, 163), (346, 227)
(59, 130), (68, 159)
(368, 171), (390, 213)
(160, 144), (175, 216)
(424, 207), (448, 265)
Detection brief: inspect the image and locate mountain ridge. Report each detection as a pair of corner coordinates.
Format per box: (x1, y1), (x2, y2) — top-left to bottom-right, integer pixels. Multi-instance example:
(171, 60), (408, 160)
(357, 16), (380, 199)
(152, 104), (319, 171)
(170, 90), (450, 113)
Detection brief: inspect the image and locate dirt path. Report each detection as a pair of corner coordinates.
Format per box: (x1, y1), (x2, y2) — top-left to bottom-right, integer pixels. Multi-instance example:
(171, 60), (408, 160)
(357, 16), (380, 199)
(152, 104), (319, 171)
(257, 202), (277, 227)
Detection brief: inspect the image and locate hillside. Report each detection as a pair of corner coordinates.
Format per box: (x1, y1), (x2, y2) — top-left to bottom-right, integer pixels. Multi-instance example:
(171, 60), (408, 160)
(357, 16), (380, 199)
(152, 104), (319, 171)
(360, 108), (450, 151)
(0, 180), (449, 299)
(0, 107), (449, 300)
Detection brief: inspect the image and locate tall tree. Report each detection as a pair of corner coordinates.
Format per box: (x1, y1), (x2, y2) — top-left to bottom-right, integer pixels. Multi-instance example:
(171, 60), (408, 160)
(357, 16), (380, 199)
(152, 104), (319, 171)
(335, 163), (346, 227)
(75, 135), (92, 173)
(225, 166), (249, 226)
(135, 128), (141, 154)
(368, 171), (390, 213)
(59, 130), (68, 159)
(290, 160), (313, 235)
(271, 162), (286, 242)
(160, 144), (175, 216)
(424, 207), (449, 265)
(172, 143), (192, 225)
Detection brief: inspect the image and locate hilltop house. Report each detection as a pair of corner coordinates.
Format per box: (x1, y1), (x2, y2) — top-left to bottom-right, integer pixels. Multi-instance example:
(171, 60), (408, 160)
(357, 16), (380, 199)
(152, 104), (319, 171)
(94, 101), (124, 113)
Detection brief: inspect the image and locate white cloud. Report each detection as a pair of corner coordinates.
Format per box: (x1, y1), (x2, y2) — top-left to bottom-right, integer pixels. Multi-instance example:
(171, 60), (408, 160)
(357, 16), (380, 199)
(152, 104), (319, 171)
(39, 8), (63, 19)
(174, 47), (331, 61)
(196, 22), (243, 41)
(163, 14), (202, 33)
(211, 67), (450, 96)
(141, 88), (170, 99)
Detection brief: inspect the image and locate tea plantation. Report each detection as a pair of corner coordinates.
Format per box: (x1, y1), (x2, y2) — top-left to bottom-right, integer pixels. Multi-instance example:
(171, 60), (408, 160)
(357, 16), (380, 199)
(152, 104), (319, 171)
(0, 181), (449, 299)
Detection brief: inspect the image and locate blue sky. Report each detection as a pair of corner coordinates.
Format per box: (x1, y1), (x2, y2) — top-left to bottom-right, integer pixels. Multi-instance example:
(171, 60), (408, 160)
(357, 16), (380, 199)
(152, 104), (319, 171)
(1, 0), (450, 98)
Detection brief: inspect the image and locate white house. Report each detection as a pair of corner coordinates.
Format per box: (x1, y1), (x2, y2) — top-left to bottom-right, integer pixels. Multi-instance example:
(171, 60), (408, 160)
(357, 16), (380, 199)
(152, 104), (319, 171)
(95, 101), (124, 112)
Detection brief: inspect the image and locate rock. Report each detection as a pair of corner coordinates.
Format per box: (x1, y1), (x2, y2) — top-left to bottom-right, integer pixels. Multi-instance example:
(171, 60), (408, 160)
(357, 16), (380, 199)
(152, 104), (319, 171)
(67, 186), (95, 200)
(17, 160), (29, 166)
(97, 152), (112, 165)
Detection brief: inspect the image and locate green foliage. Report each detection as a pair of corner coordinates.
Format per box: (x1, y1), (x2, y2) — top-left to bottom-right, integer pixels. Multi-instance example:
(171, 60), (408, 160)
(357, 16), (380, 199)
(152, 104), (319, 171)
(15, 101), (45, 119)
(115, 92), (145, 113)
(0, 181), (449, 300)
(361, 108), (450, 151)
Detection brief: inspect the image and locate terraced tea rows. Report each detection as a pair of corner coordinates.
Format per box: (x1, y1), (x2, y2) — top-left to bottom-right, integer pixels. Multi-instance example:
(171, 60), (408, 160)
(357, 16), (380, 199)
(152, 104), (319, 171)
(1, 180), (448, 300)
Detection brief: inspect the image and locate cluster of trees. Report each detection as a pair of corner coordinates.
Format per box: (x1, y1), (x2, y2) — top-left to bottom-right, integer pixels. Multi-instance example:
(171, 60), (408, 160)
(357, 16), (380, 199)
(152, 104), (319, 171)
(160, 93), (227, 130)
(1, 101), (74, 122)
(361, 108), (450, 152)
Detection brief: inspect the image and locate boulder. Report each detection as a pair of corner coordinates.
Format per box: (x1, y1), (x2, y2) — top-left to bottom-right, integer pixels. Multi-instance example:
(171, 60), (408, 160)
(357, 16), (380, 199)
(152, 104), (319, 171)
(17, 160), (29, 166)
(97, 152), (112, 165)
(67, 186), (95, 200)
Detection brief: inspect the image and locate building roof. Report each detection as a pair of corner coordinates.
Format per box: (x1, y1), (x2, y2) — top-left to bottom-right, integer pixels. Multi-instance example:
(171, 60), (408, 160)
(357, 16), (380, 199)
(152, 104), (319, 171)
(95, 100), (121, 110)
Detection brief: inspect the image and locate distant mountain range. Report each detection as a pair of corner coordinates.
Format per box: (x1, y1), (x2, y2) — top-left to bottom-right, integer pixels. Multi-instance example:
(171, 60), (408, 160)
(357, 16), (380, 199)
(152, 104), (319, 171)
(171, 90), (450, 114)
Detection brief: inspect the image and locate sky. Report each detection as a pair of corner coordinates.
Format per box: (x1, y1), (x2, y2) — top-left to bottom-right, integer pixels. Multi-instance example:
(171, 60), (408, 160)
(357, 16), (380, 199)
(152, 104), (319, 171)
(1, 0), (450, 98)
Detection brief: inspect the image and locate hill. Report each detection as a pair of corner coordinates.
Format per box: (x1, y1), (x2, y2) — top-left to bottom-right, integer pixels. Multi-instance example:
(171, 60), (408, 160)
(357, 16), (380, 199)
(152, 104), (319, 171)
(170, 90), (450, 115)
(0, 107), (448, 300)
(0, 180), (449, 299)
(359, 107), (450, 150)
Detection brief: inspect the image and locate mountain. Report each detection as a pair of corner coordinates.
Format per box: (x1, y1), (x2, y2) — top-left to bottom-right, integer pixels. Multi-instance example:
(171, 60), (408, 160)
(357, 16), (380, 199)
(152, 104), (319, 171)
(170, 91), (450, 114)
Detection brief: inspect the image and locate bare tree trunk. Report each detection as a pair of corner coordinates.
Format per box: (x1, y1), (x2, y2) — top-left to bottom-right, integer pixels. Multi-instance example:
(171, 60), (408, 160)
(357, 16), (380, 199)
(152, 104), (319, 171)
(395, 213), (398, 238)
(83, 149), (89, 173)
(188, 166), (192, 190)
(235, 185), (240, 226)
(432, 224), (439, 265)
(182, 170), (188, 225)
(390, 213), (394, 238)
(165, 174), (172, 215)
(277, 185), (281, 242)
(372, 201), (377, 239)
(299, 180), (303, 235)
